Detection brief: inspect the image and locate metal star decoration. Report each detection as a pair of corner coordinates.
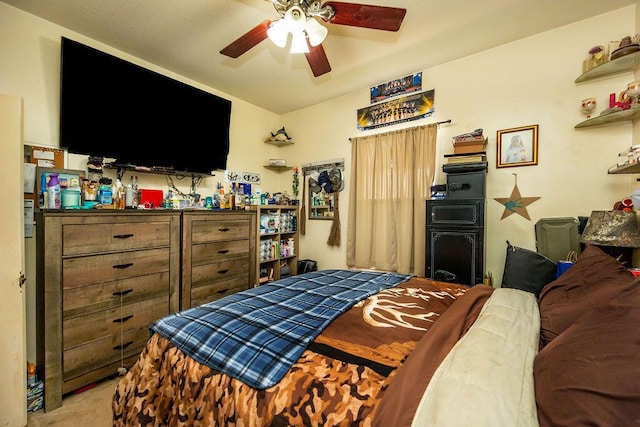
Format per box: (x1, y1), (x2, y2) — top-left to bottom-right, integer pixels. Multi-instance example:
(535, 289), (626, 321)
(493, 174), (540, 220)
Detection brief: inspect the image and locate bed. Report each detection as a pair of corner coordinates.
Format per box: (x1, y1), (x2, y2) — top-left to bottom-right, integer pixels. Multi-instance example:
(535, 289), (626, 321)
(113, 245), (640, 426)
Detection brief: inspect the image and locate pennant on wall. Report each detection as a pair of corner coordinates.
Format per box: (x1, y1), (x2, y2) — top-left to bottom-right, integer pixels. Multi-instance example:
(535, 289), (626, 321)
(357, 89), (435, 131)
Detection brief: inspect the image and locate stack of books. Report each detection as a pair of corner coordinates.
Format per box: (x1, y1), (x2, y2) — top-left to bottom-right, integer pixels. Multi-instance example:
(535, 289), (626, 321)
(452, 134), (488, 154)
(445, 152), (487, 164)
(443, 129), (488, 170)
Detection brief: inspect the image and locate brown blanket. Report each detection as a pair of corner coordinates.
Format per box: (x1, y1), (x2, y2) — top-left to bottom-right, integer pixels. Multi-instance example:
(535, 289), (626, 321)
(113, 278), (471, 426)
(372, 284), (493, 426)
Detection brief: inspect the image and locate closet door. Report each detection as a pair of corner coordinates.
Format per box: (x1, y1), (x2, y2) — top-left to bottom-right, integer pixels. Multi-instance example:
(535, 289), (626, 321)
(0, 94), (27, 424)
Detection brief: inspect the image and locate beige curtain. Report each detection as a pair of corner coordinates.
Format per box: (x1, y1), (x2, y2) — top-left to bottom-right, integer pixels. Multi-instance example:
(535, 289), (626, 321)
(346, 123), (438, 276)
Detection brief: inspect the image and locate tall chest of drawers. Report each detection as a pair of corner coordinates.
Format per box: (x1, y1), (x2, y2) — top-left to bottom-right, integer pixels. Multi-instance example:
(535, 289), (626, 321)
(181, 210), (256, 309)
(35, 211), (181, 412)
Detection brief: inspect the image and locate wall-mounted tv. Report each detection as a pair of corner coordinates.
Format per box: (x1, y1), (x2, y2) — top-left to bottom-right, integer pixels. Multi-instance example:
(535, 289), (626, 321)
(59, 37), (231, 176)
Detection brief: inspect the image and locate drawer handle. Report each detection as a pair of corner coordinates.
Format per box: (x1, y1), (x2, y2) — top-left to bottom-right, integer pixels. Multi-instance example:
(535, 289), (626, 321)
(217, 288), (229, 294)
(218, 269), (229, 274)
(113, 341), (133, 351)
(113, 315), (133, 323)
(113, 233), (134, 239)
(217, 249), (229, 254)
(218, 228), (230, 232)
(113, 289), (133, 297)
(113, 263), (134, 269)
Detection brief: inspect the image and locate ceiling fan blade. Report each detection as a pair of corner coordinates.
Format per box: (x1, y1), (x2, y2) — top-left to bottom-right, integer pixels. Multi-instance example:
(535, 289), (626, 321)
(322, 2), (406, 32)
(220, 19), (271, 58)
(305, 43), (331, 77)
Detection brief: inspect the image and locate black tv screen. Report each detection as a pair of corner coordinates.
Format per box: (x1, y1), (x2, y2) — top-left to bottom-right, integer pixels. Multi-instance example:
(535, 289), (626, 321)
(60, 37), (231, 175)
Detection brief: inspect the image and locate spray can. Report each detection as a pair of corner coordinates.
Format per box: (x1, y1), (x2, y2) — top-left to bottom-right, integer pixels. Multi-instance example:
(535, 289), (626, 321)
(47, 173), (61, 209)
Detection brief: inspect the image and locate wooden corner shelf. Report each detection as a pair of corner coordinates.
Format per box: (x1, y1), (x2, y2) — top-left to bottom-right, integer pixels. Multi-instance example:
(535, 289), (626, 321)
(608, 162), (640, 174)
(575, 106), (640, 129)
(263, 165), (292, 171)
(264, 139), (294, 146)
(575, 50), (640, 83)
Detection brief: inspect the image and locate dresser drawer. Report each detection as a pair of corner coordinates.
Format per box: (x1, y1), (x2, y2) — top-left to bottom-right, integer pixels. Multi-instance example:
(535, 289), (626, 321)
(191, 218), (251, 243)
(63, 325), (150, 381)
(63, 247), (170, 287)
(191, 240), (249, 264)
(190, 275), (250, 307)
(62, 221), (171, 255)
(63, 271), (170, 318)
(191, 258), (250, 288)
(63, 296), (168, 349)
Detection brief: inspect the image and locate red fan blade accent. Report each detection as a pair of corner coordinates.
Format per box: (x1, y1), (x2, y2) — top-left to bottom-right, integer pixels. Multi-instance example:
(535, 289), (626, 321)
(305, 43), (331, 77)
(220, 19), (271, 58)
(322, 2), (406, 31)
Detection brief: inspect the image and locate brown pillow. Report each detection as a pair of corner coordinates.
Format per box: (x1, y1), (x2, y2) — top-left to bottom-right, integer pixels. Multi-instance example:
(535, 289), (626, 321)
(534, 293), (640, 426)
(538, 244), (634, 347)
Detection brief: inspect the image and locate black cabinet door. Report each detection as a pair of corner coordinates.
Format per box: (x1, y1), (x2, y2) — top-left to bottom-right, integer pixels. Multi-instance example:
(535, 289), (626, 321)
(425, 199), (485, 286)
(426, 228), (484, 286)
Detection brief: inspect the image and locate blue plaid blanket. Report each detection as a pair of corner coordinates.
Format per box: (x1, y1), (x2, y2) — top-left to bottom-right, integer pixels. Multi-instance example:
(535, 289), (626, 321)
(150, 269), (412, 389)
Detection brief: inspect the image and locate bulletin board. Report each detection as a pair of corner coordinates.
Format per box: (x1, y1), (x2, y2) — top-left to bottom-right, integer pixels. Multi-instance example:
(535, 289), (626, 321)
(24, 145), (65, 201)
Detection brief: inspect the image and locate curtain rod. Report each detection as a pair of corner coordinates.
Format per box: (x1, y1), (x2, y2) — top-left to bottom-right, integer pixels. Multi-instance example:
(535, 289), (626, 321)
(348, 119), (451, 141)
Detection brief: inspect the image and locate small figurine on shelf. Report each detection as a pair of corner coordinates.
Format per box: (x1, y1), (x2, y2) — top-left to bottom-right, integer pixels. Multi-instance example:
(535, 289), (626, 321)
(627, 81), (640, 107)
(588, 45), (606, 69)
(265, 127), (293, 143)
(580, 97), (597, 119)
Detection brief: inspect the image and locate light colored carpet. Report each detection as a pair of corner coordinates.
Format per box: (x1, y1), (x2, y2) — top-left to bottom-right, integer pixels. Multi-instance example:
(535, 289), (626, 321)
(26, 376), (119, 427)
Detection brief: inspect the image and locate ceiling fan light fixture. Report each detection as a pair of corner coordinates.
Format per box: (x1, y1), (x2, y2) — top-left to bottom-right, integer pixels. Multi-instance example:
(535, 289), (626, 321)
(267, 19), (288, 48)
(290, 30), (309, 53)
(285, 6), (307, 32)
(305, 18), (327, 46)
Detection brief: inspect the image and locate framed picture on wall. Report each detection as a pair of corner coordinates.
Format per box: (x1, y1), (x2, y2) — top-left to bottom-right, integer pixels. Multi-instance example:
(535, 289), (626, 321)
(496, 124), (539, 168)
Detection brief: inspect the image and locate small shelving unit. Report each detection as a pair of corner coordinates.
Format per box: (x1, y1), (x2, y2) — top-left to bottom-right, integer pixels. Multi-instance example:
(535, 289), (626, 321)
(574, 48), (640, 175)
(309, 204), (333, 220)
(263, 138), (293, 170)
(247, 205), (299, 285)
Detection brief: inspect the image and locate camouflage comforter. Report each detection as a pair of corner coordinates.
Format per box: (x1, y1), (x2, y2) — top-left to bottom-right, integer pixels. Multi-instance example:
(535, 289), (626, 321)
(113, 277), (472, 426)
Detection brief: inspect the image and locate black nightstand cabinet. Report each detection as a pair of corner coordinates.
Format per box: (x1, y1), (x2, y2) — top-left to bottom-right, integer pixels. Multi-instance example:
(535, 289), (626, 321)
(425, 199), (485, 286)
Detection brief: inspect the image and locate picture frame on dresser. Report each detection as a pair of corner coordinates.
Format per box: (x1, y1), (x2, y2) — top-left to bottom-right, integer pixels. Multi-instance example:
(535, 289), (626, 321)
(496, 124), (538, 168)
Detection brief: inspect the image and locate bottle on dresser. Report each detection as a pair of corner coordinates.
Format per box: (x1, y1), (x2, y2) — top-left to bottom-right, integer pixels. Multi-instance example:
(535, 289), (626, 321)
(125, 180), (134, 208)
(47, 173), (61, 209)
(130, 175), (139, 207)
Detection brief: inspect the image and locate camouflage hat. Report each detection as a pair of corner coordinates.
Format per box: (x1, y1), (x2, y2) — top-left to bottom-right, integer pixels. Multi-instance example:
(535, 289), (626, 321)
(309, 176), (322, 193)
(328, 167), (343, 192)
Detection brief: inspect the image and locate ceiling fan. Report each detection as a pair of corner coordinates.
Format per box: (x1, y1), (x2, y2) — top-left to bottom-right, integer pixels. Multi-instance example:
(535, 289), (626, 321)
(219, 0), (406, 77)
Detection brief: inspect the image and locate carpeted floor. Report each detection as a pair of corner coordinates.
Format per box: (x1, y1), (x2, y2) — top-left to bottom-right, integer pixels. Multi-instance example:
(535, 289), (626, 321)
(26, 376), (119, 426)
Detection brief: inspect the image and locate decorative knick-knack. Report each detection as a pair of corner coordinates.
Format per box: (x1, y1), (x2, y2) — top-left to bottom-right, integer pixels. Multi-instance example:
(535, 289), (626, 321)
(581, 97), (597, 118)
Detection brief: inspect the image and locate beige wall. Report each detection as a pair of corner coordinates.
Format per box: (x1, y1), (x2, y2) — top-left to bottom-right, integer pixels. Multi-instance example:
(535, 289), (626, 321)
(285, 5), (638, 282)
(1, 2), (638, 366)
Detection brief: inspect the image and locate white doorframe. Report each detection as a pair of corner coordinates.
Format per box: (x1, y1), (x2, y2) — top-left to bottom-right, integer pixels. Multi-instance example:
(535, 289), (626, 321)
(0, 94), (27, 425)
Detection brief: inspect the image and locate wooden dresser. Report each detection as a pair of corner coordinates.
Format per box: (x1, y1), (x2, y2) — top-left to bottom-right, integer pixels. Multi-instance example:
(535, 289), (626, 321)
(181, 210), (256, 309)
(35, 211), (181, 411)
(35, 209), (257, 411)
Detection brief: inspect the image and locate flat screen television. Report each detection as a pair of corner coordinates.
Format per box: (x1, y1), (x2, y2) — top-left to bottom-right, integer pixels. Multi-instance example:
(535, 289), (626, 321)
(59, 37), (231, 176)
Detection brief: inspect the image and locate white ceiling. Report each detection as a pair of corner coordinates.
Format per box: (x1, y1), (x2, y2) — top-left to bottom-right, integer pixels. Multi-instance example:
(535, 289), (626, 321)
(2, 0), (637, 114)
